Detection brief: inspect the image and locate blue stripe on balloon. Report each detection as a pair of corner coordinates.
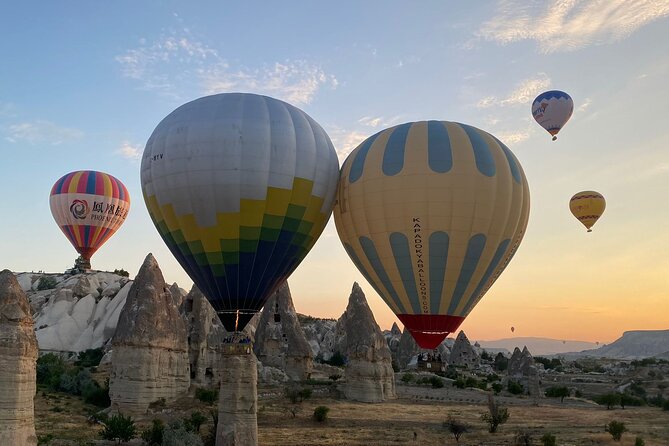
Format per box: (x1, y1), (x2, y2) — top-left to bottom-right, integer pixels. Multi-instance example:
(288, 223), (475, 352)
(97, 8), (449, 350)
(87, 171), (97, 194)
(458, 123), (496, 177)
(461, 239), (511, 316)
(83, 225), (91, 248)
(447, 233), (487, 315)
(382, 122), (412, 176)
(359, 236), (408, 314)
(349, 131), (381, 183)
(428, 231), (449, 314)
(533, 90), (571, 103)
(343, 242), (406, 312)
(492, 136), (521, 184)
(427, 121), (453, 173)
(389, 232), (421, 314)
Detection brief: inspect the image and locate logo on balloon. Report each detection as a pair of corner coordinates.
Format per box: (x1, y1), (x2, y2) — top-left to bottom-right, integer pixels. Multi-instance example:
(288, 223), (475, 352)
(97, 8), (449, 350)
(70, 199), (89, 220)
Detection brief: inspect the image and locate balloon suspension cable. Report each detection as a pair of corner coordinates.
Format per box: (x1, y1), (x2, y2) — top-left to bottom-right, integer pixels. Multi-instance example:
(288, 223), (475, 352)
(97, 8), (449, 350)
(552, 136), (557, 141)
(587, 229), (592, 233)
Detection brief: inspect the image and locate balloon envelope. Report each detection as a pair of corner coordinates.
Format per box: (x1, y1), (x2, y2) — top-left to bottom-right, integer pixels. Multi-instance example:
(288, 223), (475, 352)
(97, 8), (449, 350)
(141, 93), (339, 332)
(532, 90), (573, 140)
(511, 326), (515, 333)
(50, 170), (130, 262)
(334, 121), (530, 349)
(569, 191), (605, 232)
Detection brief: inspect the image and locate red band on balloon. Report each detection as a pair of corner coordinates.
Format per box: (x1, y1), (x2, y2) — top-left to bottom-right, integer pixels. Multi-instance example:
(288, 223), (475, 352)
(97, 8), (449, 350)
(397, 314), (466, 349)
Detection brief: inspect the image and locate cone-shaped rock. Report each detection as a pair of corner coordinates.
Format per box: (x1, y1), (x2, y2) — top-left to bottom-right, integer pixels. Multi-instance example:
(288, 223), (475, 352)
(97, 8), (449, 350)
(397, 327), (421, 369)
(254, 282), (313, 381)
(449, 331), (480, 368)
(0, 270), (37, 446)
(183, 285), (227, 387)
(336, 283), (396, 403)
(508, 346), (541, 396)
(109, 254), (190, 414)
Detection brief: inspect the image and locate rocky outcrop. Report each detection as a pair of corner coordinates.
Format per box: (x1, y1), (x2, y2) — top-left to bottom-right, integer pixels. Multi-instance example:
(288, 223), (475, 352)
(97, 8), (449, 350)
(254, 282), (313, 381)
(508, 346), (541, 397)
(0, 270), (37, 446)
(336, 283), (396, 403)
(109, 254), (190, 414)
(449, 331), (480, 368)
(24, 272), (131, 352)
(396, 328), (421, 370)
(183, 285), (227, 388)
(217, 349), (258, 446)
(300, 315), (337, 360)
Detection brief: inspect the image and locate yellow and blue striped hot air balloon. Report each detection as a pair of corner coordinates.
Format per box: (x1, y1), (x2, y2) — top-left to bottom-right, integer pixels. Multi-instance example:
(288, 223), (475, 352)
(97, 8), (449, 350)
(334, 121), (530, 349)
(141, 93), (340, 332)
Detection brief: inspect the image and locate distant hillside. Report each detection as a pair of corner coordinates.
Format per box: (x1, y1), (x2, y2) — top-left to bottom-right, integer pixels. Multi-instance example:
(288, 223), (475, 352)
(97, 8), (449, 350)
(476, 337), (598, 356)
(570, 330), (669, 359)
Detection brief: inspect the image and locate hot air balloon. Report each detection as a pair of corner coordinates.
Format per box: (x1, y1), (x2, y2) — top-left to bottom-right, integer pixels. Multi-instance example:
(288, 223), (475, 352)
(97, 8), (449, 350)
(531, 90), (573, 141)
(569, 191), (605, 232)
(141, 93), (339, 332)
(334, 121), (530, 349)
(511, 326), (515, 333)
(50, 170), (130, 269)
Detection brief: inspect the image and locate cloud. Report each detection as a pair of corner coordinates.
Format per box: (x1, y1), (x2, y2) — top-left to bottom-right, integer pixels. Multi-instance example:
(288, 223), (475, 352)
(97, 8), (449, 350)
(357, 115), (401, 128)
(477, 75), (551, 109)
(5, 120), (83, 145)
(116, 141), (142, 161)
(117, 32), (337, 105)
(326, 127), (369, 162)
(480, 0), (669, 53)
(495, 129), (531, 145)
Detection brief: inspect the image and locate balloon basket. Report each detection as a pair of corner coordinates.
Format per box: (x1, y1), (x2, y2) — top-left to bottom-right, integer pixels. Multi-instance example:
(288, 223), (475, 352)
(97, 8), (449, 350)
(222, 332), (253, 356)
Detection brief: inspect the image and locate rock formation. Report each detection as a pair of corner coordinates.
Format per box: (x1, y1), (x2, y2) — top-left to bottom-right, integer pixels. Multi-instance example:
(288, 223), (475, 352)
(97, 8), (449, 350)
(109, 254), (190, 414)
(0, 270), (37, 446)
(396, 328), (421, 370)
(300, 315), (337, 360)
(253, 282), (313, 381)
(335, 283), (396, 403)
(217, 349), (258, 446)
(449, 331), (480, 368)
(508, 346), (542, 397)
(183, 285), (227, 388)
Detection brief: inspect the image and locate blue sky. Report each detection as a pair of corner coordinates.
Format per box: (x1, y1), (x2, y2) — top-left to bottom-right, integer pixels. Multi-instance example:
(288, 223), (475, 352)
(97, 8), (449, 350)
(2, 1), (669, 341)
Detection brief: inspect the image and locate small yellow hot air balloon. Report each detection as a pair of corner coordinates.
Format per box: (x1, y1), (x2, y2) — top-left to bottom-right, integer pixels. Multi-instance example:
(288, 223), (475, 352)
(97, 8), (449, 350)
(569, 191), (605, 232)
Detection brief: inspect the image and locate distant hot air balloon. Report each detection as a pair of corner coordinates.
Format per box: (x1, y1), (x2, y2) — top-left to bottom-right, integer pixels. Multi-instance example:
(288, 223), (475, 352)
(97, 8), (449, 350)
(511, 326), (515, 333)
(569, 191), (605, 232)
(532, 90), (574, 141)
(141, 93), (339, 332)
(334, 121), (530, 349)
(50, 170), (130, 269)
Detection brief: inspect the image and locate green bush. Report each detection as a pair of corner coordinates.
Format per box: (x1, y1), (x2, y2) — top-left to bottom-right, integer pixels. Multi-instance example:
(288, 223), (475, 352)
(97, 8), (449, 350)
(36, 353), (67, 390)
(492, 383), (503, 394)
(75, 348), (105, 367)
(37, 276), (58, 291)
(313, 406), (330, 422)
(37, 434), (55, 445)
(443, 416), (469, 443)
(545, 386), (570, 402)
(594, 393), (621, 409)
(507, 380), (524, 395)
(430, 376), (444, 388)
(163, 420), (204, 446)
(184, 411), (207, 433)
(514, 431), (533, 446)
(635, 436), (645, 446)
(327, 351), (346, 367)
(620, 393), (645, 408)
(113, 268), (130, 277)
(663, 399), (669, 411)
(195, 388), (218, 404)
(100, 413), (137, 444)
(83, 379), (110, 408)
(401, 373), (414, 384)
(481, 395), (509, 433)
(540, 433), (557, 446)
(494, 353), (508, 372)
(605, 420), (627, 441)
(141, 419), (165, 445)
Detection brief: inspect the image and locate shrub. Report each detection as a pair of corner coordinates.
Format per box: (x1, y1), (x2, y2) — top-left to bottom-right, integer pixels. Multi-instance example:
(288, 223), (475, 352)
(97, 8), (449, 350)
(36, 353), (67, 390)
(401, 373), (414, 384)
(480, 350), (492, 361)
(620, 393), (645, 408)
(514, 431), (533, 446)
(83, 379), (111, 408)
(545, 386), (570, 402)
(494, 353), (508, 372)
(327, 351), (346, 367)
(430, 376), (444, 388)
(486, 373), (500, 382)
(285, 386), (312, 404)
(443, 416), (469, 443)
(663, 400), (669, 411)
(37, 276), (58, 291)
(141, 419), (165, 446)
(635, 436), (645, 446)
(184, 411), (207, 433)
(75, 348), (105, 367)
(594, 393), (621, 410)
(453, 378), (465, 389)
(313, 406), (330, 422)
(100, 413), (137, 444)
(163, 420), (204, 446)
(113, 268), (130, 277)
(540, 433), (557, 446)
(37, 434), (55, 445)
(605, 420), (627, 441)
(492, 383), (504, 394)
(507, 380), (524, 395)
(195, 388), (218, 404)
(481, 395), (509, 433)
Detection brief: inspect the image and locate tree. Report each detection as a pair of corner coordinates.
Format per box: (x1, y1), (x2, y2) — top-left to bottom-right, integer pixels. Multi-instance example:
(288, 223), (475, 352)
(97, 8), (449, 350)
(443, 416), (469, 443)
(540, 433), (557, 446)
(481, 394), (509, 433)
(605, 420), (627, 441)
(545, 386), (570, 402)
(507, 380), (524, 395)
(99, 413), (137, 445)
(141, 419), (165, 446)
(595, 393), (621, 410)
(313, 406), (330, 422)
(184, 411), (207, 433)
(494, 353), (508, 372)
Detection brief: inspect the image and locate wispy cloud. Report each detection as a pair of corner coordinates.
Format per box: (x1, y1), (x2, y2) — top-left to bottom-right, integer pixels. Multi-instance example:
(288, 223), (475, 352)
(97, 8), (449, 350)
(327, 127), (369, 162)
(357, 115), (402, 128)
(5, 120), (83, 145)
(496, 129), (531, 145)
(117, 32), (337, 105)
(477, 75), (551, 109)
(116, 141), (142, 161)
(480, 0), (669, 53)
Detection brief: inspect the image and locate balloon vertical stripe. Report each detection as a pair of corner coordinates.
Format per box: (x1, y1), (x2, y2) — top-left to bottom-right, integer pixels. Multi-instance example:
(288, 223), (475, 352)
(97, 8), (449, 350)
(447, 234), (487, 314)
(359, 236), (406, 313)
(382, 122), (412, 176)
(462, 239), (511, 315)
(493, 137), (522, 184)
(389, 232), (421, 314)
(428, 231), (449, 314)
(459, 124), (495, 177)
(349, 133), (380, 183)
(427, 121), (453, 173)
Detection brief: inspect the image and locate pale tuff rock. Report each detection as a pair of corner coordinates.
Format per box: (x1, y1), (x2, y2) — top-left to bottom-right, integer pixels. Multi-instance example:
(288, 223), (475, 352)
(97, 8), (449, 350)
(390, 322), (402, 336)
(109, 254), (190, 414)
(254, 282), (313, 381)
(169, 282), (187, 309)
(507, 346), (542, 397)
(28, 271), (130, 352)
(396, 328), (421, 370)
(217, 352), (258, 446)
(336, 283), (396, 403)
(183, 285), (227, 388)
(0, 270), (38, 446)
(300, 315), (337, 359)
(448, 331), (480, 368)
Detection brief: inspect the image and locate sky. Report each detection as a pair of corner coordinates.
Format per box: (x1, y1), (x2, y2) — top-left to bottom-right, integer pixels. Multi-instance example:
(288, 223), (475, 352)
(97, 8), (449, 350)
(2, 1), (669, 344)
